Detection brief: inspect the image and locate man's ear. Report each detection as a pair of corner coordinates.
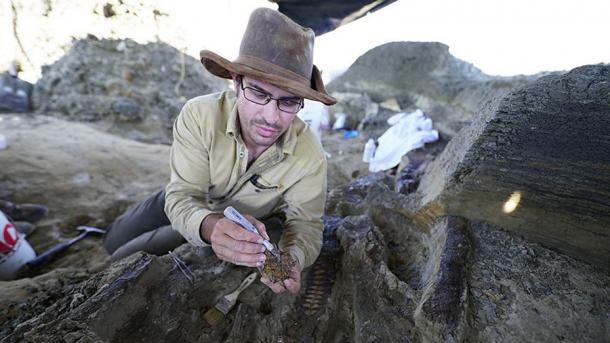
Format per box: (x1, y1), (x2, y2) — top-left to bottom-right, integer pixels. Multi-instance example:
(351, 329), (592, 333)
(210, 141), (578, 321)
(231, 73), (240, 92)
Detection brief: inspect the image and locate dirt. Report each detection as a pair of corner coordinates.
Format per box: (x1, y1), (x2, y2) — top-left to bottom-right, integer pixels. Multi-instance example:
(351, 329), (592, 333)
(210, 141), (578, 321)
(261, 250), (296, 283)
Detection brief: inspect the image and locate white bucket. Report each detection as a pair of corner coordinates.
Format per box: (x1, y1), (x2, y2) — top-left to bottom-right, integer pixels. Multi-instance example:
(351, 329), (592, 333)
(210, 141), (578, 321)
(0, 210), (36, 280)
(0, 134), (8, 150)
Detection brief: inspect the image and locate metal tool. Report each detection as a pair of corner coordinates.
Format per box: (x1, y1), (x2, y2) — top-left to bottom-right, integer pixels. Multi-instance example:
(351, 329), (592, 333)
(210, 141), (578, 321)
(168, 250), (195, 285)
(223, 206), (280, 258)
(26, 226), (106, 268)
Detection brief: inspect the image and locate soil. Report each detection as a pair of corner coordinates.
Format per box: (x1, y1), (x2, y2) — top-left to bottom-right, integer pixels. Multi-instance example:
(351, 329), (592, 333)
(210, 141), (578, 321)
(261, 250), (296, 283)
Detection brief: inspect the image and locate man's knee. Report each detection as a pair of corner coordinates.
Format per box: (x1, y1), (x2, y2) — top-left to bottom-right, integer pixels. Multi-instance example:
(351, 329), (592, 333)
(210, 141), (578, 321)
(110, 225), (185, 261)
(103, 189), (169, 254)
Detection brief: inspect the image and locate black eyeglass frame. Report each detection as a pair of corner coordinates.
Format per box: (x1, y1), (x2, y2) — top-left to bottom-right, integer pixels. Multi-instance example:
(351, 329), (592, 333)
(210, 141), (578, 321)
(238, 77), (304, 114)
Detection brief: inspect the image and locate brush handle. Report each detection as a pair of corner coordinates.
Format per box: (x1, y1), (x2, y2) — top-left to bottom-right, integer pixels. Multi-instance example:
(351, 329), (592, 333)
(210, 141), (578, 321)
(225, 272), (257, 302)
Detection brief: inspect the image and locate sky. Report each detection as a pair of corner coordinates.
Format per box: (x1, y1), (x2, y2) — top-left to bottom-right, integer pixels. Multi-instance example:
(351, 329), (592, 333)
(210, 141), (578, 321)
(200, 0), (610, 82)
(315, 0), (610, 80)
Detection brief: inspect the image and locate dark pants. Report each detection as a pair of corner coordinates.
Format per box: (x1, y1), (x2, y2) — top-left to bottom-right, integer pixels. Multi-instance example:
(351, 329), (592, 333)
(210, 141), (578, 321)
(103, 190), (185, 261)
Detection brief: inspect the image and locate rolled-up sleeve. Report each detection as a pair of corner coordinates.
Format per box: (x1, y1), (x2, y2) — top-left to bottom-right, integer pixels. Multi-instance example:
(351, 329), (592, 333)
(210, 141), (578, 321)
(165, 102), (214, 247)
(279, 157), (327, 268)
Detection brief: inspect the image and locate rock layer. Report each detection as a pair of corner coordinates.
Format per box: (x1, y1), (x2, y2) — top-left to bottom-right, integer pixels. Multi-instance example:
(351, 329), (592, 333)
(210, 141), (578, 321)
(417, 64), (610, 268)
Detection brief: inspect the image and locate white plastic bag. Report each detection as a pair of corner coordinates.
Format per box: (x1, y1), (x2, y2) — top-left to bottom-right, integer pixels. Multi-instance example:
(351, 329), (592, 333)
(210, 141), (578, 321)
(0, 134), (7, 150)
(368, 109), (438, 172)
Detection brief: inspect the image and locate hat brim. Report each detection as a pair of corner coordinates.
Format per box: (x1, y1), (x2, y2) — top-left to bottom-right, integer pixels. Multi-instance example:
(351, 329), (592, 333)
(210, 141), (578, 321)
(200, 50), (337, 105)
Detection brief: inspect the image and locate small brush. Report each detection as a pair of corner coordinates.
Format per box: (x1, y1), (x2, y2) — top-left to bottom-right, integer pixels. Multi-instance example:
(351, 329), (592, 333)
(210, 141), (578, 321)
(203, 272), (258, 326)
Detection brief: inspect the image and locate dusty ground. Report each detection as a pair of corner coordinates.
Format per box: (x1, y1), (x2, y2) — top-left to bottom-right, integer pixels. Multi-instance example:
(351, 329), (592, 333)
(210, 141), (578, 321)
(321, 131), (370, 190)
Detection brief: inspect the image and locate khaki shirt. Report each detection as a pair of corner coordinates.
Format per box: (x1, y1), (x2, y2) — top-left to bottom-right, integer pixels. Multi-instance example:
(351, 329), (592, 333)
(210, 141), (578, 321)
(165, 91), (327, 268)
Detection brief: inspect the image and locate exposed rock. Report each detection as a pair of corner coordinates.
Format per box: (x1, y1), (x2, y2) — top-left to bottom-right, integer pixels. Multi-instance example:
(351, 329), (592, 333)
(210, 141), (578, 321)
(467, 221), (610, 342)
(328, 42), (544, 138)
(377, 64), (610, 268)
(0, 172), (470, 342)
(2, 172), (607, 342)
(413, 216), (470, 343)
(32, 38), (228, 144)
(328, 92), (378, 130)
(330, 174), (609, 343)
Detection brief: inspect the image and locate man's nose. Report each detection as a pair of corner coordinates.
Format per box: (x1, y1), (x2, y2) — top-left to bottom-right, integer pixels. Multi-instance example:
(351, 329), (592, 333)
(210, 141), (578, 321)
(261, 100), (281, 125)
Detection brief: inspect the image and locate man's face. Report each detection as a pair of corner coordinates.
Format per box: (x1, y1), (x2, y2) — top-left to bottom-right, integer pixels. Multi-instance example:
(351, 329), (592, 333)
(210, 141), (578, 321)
(234, 76), (302, 151)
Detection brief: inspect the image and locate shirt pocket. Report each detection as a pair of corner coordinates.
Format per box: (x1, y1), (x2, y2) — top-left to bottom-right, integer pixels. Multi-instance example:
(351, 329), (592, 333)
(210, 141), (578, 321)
(228, 174), (282, 217)
(249, 174), (279, 191)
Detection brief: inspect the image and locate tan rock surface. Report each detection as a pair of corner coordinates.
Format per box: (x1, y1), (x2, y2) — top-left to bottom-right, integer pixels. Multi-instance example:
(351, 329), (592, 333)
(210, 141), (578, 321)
(0, 114), (168, 271)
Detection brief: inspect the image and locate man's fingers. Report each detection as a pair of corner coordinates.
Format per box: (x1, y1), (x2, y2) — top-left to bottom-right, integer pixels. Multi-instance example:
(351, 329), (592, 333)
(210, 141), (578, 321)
(260, 276), (286, 293)
(283, 278), (300, 294)
(212, 245), (265, 267)
(289, 265), (301, 278)
(258, 225), (270, 241)
(210, 219), (264, 253)
(219, 219), (263, 243)
(214, 231), (265, 254)
(270, 282), (288, 294)
(245, 215), (269, 240)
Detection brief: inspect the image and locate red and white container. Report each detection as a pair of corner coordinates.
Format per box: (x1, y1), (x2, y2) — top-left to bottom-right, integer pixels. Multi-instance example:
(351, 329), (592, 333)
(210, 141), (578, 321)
(0, 210), (36, 280)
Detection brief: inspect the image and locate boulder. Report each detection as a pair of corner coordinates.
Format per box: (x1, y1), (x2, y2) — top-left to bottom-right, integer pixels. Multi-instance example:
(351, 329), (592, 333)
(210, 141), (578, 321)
(328, 42), (542, 138)
(32, 37), (228, 144)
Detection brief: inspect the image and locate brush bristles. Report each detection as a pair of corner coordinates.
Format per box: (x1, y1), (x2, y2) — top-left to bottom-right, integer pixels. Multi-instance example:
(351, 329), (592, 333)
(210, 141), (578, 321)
(203, 307), (224, 326)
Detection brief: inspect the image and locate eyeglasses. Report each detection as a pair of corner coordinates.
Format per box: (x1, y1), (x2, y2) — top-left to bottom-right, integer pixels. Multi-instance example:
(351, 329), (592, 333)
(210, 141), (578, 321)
(239, 78), (304, 114)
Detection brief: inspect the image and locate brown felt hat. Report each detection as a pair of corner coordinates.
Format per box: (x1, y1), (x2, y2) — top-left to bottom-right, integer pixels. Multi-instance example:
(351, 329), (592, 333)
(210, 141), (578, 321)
(200, 8), (336, 105)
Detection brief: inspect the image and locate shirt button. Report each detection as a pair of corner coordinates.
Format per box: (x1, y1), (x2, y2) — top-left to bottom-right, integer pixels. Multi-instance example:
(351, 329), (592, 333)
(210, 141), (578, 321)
(239, 150), (245, 158)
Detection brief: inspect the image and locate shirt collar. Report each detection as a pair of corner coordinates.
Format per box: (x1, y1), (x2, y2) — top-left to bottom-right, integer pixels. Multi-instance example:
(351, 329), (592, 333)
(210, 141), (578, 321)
(279, 116), (304, 155)
(225, 95), (239, 137)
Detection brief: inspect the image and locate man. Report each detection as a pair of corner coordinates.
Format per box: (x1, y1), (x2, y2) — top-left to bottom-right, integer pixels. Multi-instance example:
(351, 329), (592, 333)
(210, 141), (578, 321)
(103, 8), (336, 294)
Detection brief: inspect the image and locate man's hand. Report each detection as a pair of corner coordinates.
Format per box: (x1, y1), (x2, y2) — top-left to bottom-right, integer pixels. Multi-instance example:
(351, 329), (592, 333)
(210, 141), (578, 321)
(260, 261), (302, 294)
(200, 213), (270, 267)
